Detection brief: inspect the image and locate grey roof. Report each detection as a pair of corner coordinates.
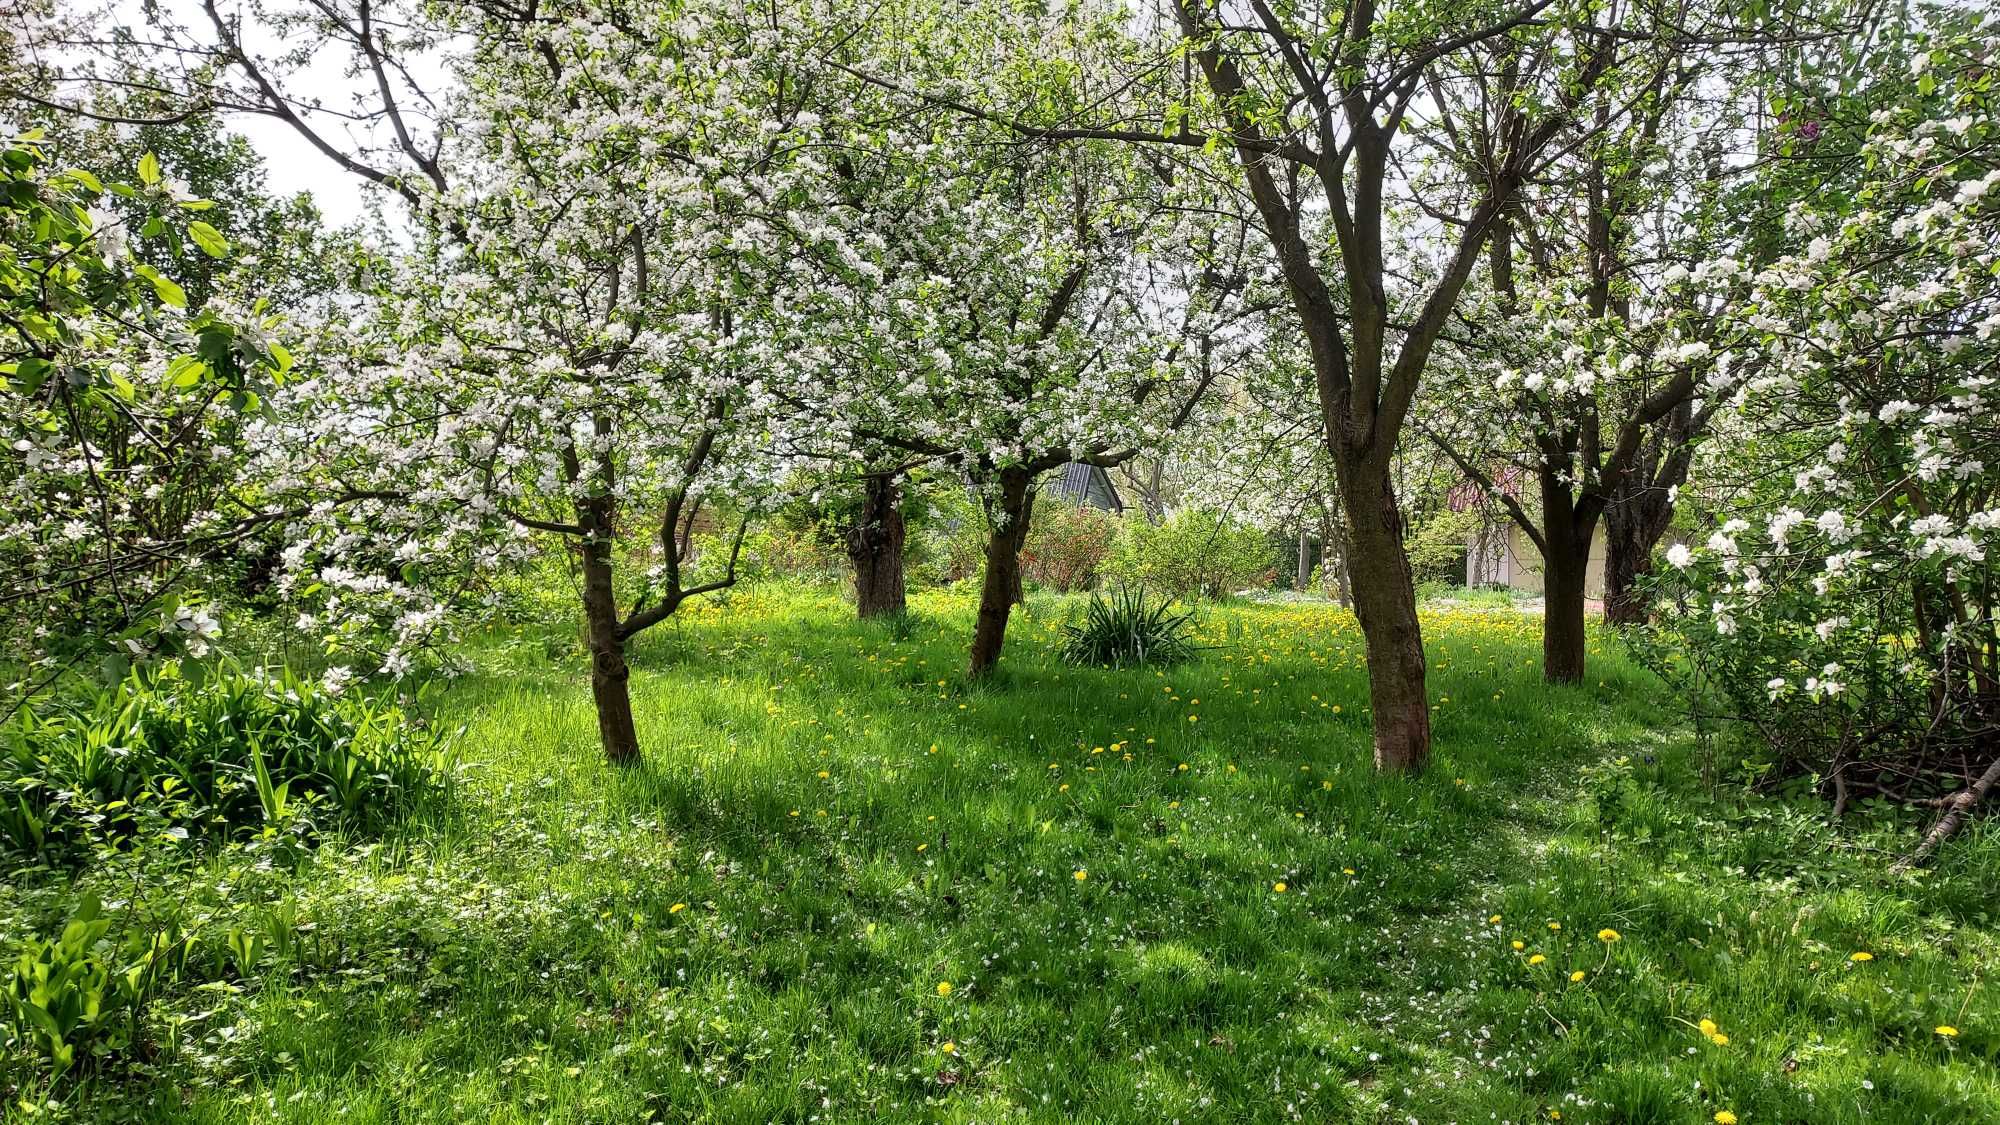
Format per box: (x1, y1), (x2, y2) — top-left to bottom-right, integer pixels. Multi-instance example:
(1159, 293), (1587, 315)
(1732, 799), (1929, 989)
(1051, 462), (1125, 512)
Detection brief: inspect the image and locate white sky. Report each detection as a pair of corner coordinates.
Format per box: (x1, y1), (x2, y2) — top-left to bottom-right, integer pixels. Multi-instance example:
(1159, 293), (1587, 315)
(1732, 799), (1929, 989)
(93, 0), (456, 230)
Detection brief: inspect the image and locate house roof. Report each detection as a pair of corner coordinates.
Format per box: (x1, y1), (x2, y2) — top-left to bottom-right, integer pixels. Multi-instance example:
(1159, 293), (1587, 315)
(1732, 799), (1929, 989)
(1052, 462), (1125, 512)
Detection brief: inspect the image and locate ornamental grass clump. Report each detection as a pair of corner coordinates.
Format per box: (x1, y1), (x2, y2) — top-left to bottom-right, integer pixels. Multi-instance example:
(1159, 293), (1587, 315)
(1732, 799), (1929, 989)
(1060, 586), (1201, 669)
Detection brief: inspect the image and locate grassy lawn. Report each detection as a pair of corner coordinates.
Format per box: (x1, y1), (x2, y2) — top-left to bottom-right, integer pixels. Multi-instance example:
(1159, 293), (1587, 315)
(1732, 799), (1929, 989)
(20, 588), (1997, 1122)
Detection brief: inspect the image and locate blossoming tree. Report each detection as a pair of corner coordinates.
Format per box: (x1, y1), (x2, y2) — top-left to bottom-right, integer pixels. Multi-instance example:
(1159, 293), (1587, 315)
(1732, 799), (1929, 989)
(916, 0), (1716, 768)
(787, 18), (1258, 677)
(165, 0), (837, 764)
(1655, 15), (2000, 856)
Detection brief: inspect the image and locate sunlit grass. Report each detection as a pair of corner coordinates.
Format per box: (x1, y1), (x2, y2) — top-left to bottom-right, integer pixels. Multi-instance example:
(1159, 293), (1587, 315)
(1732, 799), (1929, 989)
(55, 586), (1997, 1122)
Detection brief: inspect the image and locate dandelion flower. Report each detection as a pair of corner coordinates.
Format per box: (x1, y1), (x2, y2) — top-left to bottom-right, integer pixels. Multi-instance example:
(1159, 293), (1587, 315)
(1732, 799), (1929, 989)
(1699, 1019), (1718, 1037)
(1074, 870), (1088, 882)
(1715, 1112), (1737, 1125)
(1273, 882), (1287, 893)
(1548, 922), (1562, 931)
(1528, 954), (1546, 965)
(1850, 951), (1873, 962)
(936, 981), (952, 997)
(1570, 970), (1586, 983)
(1936, 1025), (1959, 1038)
(1489, 914), (1503, 924)
(668, 902), (687, 914)
(1709, 1033), (1730, 1046)
(942, 1041), (957, 1054)
(1597, 928), (1621, 943)
(1512, 940), (1526, 951)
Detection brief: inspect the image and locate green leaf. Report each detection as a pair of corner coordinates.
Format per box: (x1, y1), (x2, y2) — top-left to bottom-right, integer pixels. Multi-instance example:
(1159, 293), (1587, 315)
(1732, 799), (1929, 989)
(10, 357), (52, 393)
(166, 356), (208, 389)
(134, 264), (187, 308)
(136, 152), (161, 186)
(187, 220), (230, 258)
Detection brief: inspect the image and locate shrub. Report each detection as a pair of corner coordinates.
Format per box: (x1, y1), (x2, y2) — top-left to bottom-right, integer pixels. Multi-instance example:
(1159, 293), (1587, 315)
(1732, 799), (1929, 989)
(4, 897), (183, 1075)
(1103, 508), (1277, 598)
(1022, 500), (1119, 591)
(1060, 587), (1201, 668)
(0, 666), (457, 859)
(1404, 507), (1482, 587)
(909, 484), (987, 588)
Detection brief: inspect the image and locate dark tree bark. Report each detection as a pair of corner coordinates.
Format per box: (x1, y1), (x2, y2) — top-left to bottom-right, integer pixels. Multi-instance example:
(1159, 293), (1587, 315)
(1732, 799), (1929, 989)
(1295, 523), (1312, 590)
(1539, 475), (1591, 683)
(848, 472), (907, 618)
(1603, 400), (1697, 626)
(1340, 471), (1431, 771)
(578, 516), (641, 766)
(967, 467), (1036, 679)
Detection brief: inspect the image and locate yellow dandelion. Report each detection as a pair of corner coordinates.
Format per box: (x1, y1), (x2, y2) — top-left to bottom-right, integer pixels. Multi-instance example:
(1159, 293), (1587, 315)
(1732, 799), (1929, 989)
(1528, 954), (1546, 965)
(942, 1041), (957, 1054)
(1597, 928), (1621, 943)
(1715, 1113), (1738, 1125)
(668, 902), (687, 914)
(936, 981), (952, 997)
(1512, 940), (1525, 951)
(1074, 869), (1088, 882)
(1273, 882), (1287, 894)
(1548, 922), (1562, 931)
(1936, 1025), (1959, 1038)
(1570, 970), (1586, 983)
(1489, 914), (1503, 924)
(1850, 951), (1873, 962)
(1698, 1019), (1718, 1037)
(1709, 1033), (1730, 1046)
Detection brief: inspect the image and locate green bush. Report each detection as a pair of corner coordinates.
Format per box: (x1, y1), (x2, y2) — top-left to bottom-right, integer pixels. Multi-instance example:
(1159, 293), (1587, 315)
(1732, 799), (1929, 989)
(4, 896), (183, 1075)
(1060, 586), (1201, 668)
(909, 483), (987, 588)
(1102, 508), (1278, 598)
(0, 666), (457, 859)
(1022, 499), (1119, 591)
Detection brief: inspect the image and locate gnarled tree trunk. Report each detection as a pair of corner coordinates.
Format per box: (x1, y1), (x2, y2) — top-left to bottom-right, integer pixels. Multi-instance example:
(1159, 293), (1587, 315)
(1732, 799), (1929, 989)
(1601, 482), (1660, 627)
(967, 467), (1036, 679)
(1340, 468), (1430, 772)
(848, 472), (907, 619)
(578, 500), (640, 766)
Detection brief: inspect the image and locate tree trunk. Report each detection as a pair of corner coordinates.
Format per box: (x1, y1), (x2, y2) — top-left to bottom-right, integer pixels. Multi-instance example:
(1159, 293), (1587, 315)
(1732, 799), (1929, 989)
(1317, 501), (1352, 606)
(579, 521), (641, 766)
(1601, 486), (1655, 627)
(1296, 524), (1312, 590)
(967, 468), (1036, 679)
(848, 473), (907, 619)
(1603, 400), (1697, 627)
(1538, 471), (1591, 684)
(1339, 468), (1431, 773)
(1541, 536), (1590, 685)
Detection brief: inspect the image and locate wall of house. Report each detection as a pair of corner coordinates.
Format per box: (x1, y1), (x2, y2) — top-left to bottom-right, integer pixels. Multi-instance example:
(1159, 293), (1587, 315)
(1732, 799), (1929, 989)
(1466, 521), (1608, 599)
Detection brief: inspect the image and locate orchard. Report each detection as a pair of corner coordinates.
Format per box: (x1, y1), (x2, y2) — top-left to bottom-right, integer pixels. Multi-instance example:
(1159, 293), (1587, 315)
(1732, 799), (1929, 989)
(2, 1), (1995, 1120)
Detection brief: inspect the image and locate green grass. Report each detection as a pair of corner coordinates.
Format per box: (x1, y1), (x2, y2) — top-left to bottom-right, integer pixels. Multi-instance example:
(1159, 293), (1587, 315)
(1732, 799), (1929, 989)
(9, 586), (1997, 1122)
